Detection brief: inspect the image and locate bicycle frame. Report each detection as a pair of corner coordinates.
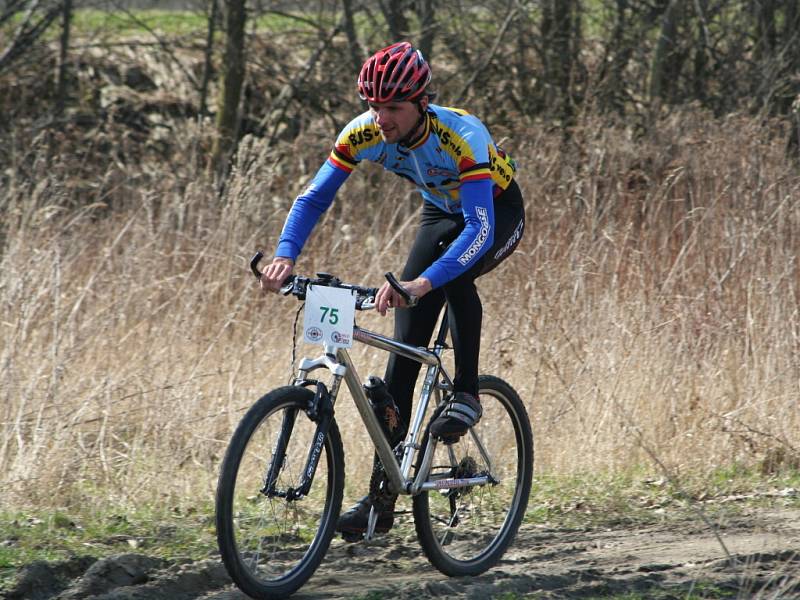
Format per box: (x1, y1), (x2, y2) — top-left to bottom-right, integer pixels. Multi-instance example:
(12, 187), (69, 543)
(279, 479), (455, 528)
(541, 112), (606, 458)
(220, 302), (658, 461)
(292, 312), (492, 498)
(220, 256), (531, 596)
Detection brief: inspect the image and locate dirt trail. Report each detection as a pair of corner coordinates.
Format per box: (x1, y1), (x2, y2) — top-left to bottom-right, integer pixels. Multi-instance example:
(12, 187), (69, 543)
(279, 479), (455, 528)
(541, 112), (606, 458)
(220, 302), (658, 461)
(6, 508), (799, 599)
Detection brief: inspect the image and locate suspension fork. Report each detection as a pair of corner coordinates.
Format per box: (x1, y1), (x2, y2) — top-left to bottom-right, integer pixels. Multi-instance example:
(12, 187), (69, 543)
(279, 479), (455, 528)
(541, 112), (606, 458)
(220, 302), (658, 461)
(261, 407), (298, 495)
(261, 380), (335, 501)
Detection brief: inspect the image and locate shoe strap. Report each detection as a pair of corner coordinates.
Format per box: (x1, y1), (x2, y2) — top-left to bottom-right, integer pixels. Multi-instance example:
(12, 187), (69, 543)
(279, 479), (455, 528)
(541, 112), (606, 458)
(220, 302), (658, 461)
(442, 399), (481, 425)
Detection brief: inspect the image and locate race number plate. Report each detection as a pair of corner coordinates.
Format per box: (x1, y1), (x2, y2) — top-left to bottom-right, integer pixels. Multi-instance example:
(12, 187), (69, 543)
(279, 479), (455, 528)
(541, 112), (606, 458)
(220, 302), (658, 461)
(303, 284), (356, 348)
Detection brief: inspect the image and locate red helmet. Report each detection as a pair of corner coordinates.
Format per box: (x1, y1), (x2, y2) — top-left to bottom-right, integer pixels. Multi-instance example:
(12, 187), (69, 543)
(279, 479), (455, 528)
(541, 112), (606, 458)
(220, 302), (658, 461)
(357, 42), (432, 103)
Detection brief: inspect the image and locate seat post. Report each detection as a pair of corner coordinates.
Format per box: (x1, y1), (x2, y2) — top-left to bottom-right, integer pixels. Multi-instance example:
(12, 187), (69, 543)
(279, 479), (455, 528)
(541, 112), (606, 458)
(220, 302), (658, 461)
(433, 306), (449, 349)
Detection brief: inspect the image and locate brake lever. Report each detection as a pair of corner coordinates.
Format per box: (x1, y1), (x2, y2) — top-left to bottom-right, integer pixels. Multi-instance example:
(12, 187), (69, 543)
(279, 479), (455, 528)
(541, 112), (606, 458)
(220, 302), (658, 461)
(279, 277), (297, 296)
(356, 289), (378, 310)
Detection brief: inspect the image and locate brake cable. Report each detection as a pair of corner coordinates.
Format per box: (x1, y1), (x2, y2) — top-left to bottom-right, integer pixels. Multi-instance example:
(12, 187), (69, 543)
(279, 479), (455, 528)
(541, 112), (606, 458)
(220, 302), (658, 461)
(288, 302), (304, 384)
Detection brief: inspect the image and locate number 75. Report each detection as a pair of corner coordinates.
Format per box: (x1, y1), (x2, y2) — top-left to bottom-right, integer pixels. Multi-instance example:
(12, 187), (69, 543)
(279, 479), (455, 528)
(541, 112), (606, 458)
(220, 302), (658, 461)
(319, 306), (339, 324)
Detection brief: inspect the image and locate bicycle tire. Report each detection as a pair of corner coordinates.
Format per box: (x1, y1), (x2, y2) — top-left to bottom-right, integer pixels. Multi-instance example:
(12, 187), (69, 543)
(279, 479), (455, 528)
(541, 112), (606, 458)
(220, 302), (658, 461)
(216, 386), (344, 599)
(412, 375), (533, 576)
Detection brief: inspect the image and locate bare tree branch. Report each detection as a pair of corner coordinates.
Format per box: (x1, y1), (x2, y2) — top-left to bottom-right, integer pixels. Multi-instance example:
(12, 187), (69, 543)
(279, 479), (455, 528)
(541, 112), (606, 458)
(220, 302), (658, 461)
(0, 0), (60, 74)
(0, 0), (31, 27)
(264, 19), (345, 148)
(453, 3), (519, 104)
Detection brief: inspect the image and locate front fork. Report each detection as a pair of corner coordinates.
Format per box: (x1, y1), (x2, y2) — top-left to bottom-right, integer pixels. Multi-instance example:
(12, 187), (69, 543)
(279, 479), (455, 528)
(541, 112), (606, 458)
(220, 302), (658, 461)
(261, 380), (335, 501)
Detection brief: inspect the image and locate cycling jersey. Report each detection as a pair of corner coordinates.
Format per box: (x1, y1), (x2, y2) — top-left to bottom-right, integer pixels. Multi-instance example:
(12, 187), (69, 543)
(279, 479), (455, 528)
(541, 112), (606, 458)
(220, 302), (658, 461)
(276, 104), (517, 288)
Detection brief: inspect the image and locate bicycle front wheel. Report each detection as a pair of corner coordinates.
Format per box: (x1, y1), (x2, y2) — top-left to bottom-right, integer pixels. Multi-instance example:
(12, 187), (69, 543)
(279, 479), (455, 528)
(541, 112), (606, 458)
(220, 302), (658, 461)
(413, 375), (533, 576)
(216, 386), (344, 599)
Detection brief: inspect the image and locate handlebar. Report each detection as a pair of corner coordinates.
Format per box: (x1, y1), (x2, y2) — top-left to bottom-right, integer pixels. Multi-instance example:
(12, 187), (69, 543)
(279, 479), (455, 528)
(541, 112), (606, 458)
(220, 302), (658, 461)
(250, 251), (419, 310)
(249, 251), (266, 279)
(250, 251), (382, 310)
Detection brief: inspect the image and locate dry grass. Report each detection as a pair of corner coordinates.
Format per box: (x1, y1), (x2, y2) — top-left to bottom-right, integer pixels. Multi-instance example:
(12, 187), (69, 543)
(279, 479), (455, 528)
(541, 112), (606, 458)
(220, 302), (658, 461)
(1, 104), (799, 513)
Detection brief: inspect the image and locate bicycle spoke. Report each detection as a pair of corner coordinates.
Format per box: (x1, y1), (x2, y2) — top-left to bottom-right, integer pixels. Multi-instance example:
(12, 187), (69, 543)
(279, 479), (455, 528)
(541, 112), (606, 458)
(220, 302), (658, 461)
(467, 427), (494, 478)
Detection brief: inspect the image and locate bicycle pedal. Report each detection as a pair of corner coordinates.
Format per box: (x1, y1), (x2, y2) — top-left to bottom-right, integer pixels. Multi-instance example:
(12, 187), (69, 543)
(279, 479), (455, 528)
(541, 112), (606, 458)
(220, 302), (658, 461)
(437, 433), (463, 445)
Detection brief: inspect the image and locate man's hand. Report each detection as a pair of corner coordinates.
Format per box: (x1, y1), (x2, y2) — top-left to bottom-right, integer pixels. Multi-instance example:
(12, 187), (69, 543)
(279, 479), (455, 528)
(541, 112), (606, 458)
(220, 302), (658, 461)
(260, 257), (295, 294)
(375, 277), (432, 316)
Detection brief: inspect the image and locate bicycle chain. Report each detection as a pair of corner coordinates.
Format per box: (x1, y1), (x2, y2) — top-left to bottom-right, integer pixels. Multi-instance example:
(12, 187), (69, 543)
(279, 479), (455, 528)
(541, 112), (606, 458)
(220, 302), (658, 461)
(368, 446), (403, 509)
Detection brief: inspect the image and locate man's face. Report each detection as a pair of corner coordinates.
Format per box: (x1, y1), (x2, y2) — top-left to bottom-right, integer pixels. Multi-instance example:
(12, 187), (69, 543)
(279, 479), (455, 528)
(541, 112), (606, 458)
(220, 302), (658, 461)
(368, 97), (427, 144)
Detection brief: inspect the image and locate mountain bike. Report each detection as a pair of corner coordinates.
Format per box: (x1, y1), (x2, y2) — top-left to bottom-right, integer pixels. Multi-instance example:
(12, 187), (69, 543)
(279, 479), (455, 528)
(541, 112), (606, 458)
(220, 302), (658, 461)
(215, 251), (534, 599)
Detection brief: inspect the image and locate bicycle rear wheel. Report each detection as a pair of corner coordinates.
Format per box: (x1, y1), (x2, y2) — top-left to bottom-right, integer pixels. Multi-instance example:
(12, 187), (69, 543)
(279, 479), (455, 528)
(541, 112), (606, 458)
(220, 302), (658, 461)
(413, 375), (533, 576)
(216, 386), (344, 599)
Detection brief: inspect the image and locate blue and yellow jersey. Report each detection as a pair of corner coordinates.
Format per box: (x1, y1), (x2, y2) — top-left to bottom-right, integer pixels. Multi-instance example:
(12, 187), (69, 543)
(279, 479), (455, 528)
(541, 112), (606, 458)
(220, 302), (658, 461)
(276, 104), (517, 288)
(327, 105), (515, 211)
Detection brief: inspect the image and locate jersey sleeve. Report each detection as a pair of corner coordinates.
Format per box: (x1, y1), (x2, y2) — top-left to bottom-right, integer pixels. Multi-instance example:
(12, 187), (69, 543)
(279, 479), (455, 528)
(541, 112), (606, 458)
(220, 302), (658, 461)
(275, 113), (382, 260)
(328, 111), (382, 173)
(420, 178), (495, 288)
(456, 130), (493, 184)
(275, 161), (350, 260)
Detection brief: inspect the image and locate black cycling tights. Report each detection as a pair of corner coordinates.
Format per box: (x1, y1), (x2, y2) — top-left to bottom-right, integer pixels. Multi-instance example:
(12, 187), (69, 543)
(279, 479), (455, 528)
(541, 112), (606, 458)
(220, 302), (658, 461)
(384, 179), (525, 430)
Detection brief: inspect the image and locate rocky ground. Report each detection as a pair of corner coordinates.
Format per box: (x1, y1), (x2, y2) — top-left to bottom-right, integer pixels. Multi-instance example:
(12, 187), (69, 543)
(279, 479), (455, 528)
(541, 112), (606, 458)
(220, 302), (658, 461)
(5, 506), (799, 599)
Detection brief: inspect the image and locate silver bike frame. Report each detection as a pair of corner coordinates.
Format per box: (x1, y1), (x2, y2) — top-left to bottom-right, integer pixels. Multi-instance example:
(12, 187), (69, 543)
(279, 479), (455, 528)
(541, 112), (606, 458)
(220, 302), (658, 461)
(294, 323), (457, 496)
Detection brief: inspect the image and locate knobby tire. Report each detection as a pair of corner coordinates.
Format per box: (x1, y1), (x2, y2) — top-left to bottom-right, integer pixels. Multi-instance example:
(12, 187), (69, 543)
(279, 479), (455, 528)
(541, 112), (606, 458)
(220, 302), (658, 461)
(216, 386), (344, 599)
(412, 375), (533, 576)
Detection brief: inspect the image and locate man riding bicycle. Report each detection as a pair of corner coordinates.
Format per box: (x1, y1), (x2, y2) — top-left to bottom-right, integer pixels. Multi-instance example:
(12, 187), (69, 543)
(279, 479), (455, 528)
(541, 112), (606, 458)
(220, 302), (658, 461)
(260, 41), (526, 538)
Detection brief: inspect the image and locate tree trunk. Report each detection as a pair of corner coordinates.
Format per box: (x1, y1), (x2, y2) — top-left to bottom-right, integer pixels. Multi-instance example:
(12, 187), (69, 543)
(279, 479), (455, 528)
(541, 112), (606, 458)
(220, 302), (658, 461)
(754, 0), (777, 62)
(199, 0), (218, 120)
(212, 0), (247, 179)
(787, 95), (800, 161)
(606, 0), (633, 113)
(417, 0), (435, 61)
(692, 0), (709, 104)
(541, 0), (578, 124)
(649, 0), (681, 103)
(55, 0), (72, 116)
(380, 0), (408, 41)
(512, 9), (536, 114)
(342, 0), (362, 72)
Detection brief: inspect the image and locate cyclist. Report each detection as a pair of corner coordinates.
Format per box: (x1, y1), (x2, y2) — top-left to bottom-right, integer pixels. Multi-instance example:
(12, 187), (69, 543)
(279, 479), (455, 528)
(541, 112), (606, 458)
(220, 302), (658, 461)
(260, 41), (525, 538)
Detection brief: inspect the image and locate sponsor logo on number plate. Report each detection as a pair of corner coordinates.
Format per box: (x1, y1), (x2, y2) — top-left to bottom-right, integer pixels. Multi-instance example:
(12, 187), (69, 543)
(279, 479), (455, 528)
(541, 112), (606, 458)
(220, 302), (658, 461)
(331, 330), (351, 345)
